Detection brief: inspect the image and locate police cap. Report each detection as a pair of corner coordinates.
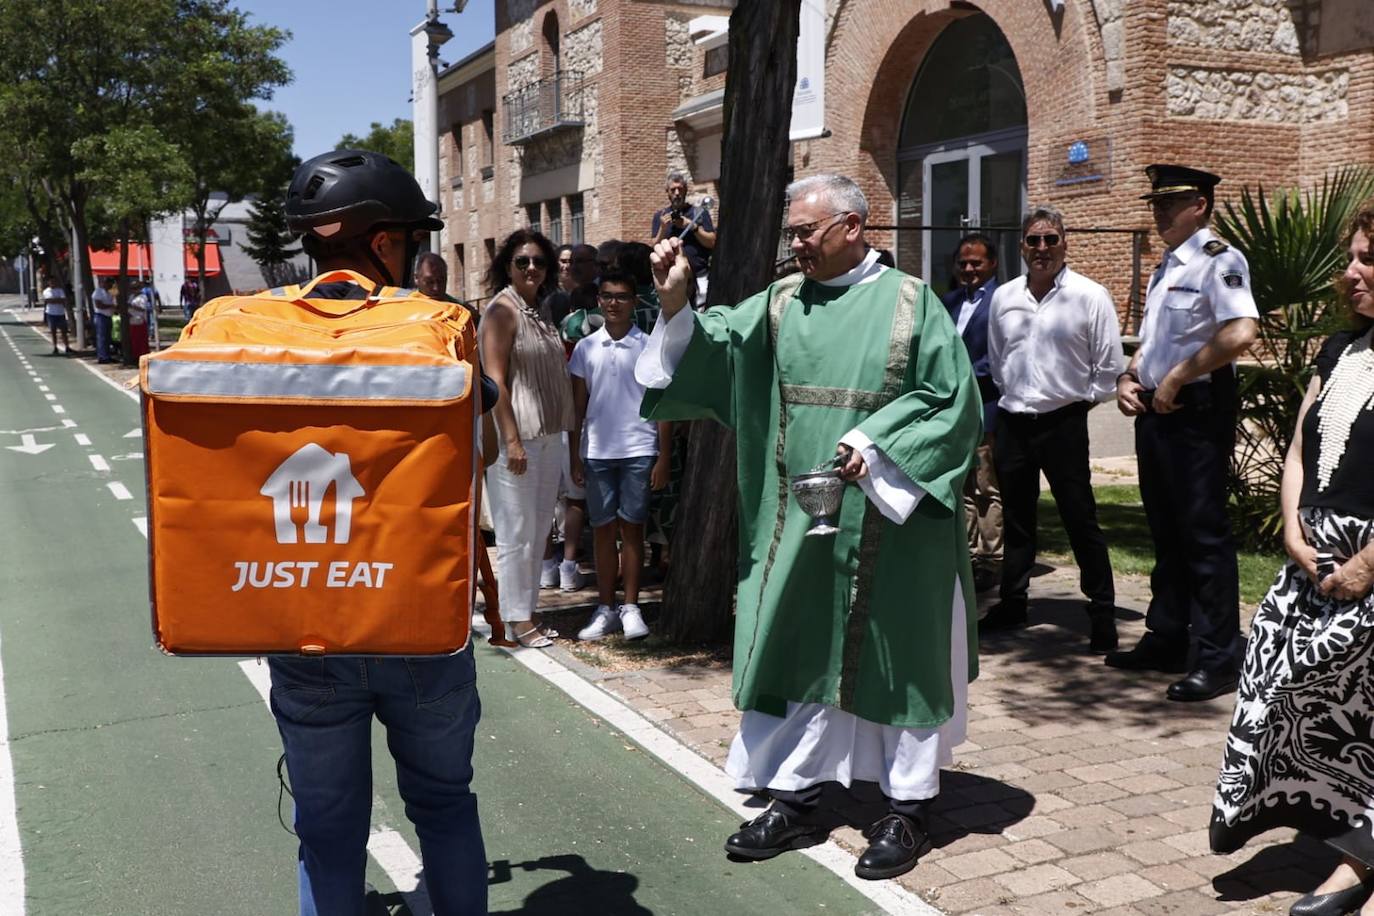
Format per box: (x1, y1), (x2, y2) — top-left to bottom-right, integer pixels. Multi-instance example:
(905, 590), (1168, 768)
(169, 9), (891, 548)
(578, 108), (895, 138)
(1140, 164), (1222, 201)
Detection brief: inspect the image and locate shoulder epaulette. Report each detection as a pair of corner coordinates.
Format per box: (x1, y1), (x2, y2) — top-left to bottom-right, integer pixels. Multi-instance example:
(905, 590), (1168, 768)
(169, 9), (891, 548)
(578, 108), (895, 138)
(1203, 240), (1229, 256)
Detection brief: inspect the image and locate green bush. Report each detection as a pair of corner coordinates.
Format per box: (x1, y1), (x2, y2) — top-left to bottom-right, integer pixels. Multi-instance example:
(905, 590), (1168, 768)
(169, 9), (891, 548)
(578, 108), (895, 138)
(1216, 165), (1374, 550)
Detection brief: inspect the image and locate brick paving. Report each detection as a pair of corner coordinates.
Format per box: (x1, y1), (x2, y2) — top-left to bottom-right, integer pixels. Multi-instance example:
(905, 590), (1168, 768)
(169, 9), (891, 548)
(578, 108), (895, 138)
(536, 564), (1332, 915)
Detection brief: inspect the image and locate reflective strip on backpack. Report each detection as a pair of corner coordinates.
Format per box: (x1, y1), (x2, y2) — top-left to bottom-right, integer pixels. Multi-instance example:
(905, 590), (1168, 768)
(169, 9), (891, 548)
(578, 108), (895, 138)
(146, 360), (469, 401)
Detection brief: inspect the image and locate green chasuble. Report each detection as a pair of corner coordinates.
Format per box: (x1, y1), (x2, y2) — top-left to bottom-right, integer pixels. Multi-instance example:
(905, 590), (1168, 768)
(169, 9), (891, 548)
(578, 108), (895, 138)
(642, 267), (982, 729)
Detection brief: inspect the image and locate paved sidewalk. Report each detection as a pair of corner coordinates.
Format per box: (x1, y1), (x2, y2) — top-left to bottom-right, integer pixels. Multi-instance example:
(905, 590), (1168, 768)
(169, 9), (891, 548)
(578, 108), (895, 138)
(536, 567), (1327, 916)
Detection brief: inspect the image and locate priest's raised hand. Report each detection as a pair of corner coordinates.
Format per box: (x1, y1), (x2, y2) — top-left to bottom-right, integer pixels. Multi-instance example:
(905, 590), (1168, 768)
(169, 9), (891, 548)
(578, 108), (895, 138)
(651, 236), (694, 319)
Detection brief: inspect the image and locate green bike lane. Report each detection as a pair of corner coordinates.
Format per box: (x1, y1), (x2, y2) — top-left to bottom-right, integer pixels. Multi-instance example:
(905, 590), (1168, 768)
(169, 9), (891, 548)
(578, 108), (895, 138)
(0, 313), (885, 915)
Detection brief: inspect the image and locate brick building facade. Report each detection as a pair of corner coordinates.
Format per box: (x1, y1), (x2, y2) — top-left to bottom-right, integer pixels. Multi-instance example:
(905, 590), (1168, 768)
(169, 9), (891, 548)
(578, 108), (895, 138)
(436, 0), (1374, 313)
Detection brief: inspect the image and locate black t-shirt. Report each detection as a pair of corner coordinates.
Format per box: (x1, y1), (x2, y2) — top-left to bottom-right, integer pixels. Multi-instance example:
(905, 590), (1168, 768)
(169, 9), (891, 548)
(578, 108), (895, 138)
(1300, 329), (1374, 517)
(652, 204), (714, 276)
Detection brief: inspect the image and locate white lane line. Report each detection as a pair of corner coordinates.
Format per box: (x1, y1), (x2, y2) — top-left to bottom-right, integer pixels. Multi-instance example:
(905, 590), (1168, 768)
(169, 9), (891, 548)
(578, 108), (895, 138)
(7, 312), (136, 402)
(50, 406), (64, 415)
(36, 386), (47, 392)
(88, 455), (110, 472)
(0, 623), (26, 915)
(232, 666), (432, 913)
(74, 434), (91, 447)
(123, 429), (142, 439)
(42, 395), (55, 402)
(107, 482), (132, 501)
(491, 630), (939, 915)
(61, 420), (76, 429)
(131, 517), (147, 538)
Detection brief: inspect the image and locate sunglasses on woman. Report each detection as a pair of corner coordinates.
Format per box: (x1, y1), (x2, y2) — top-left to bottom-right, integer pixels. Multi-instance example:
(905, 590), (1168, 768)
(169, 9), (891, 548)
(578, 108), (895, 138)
(513, 255), (547, 270)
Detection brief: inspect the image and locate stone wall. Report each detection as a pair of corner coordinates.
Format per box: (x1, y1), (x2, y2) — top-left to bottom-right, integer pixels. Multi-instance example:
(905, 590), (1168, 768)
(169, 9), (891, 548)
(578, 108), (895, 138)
(507, 54), (539, 93)
(1166, 0), (1299, 55)
(564, 19), (603, 76)
(1167, 67), (1349, 123)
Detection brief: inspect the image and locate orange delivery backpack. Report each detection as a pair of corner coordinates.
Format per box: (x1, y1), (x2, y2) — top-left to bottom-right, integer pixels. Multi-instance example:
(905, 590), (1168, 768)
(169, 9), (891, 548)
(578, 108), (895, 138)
(140, 270), (479, 656)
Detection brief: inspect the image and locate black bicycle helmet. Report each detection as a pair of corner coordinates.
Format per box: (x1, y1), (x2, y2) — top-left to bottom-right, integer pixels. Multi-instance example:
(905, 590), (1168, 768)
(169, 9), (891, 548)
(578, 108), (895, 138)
(285, 149), (443, 287)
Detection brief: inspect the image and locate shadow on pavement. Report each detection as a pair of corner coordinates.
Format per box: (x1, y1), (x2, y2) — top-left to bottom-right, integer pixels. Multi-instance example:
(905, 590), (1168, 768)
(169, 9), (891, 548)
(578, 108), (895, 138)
(973, 591), (1229, 739)
(1212, 834), (1339, 902)
(488, 854), (650, 915)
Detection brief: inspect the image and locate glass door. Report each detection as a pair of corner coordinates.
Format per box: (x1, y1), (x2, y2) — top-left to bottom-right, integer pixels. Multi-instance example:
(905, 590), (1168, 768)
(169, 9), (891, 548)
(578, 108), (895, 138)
(919, 134), (1026, 295)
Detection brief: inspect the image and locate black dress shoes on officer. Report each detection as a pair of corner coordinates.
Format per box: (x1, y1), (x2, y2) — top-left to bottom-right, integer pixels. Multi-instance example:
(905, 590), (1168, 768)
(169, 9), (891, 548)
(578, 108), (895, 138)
(855, 813), (933, 880)
(1288, 878), (1373, 916)
(978, 601), (1027, 633)
(1104, 633), (1188, 673)
(724, 809), (829, 860)
(1167, 668), (1239, 702)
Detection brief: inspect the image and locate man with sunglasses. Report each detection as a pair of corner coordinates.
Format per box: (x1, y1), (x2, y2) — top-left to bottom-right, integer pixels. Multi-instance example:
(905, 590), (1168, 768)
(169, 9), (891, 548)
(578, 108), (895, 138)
(637, 173), (981, 880)
(981, 207), (1124, 653)
(1109, 164), (1258, 702)
(652, 172), (715, 301)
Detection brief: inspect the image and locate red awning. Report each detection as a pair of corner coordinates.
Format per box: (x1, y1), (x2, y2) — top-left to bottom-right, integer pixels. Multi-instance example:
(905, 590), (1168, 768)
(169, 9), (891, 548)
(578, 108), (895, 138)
(87, 243), (222, 277)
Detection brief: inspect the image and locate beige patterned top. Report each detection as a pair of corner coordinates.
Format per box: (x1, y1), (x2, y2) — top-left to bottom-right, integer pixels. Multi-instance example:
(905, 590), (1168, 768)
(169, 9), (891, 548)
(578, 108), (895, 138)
(481, 286), (574, 440)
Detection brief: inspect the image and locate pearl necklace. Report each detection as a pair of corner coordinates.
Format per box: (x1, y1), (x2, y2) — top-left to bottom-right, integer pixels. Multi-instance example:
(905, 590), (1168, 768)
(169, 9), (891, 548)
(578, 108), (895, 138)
(1315, 329), (1374, 491)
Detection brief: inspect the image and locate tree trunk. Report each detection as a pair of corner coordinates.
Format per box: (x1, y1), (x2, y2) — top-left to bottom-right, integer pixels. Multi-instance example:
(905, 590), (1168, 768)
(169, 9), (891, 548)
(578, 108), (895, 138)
(659, 0), (801, 645)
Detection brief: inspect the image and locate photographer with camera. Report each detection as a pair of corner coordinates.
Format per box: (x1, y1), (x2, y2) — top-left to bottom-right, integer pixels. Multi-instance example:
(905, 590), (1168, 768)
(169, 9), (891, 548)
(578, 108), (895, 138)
(651, 171), (715, 303)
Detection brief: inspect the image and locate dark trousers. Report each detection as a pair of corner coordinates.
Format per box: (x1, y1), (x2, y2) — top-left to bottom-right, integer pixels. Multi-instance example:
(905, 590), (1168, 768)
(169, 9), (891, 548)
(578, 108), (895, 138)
(1135, 381), (1242, 674)
(993, 403), (1114, 610)
(770, 781), (930, 827)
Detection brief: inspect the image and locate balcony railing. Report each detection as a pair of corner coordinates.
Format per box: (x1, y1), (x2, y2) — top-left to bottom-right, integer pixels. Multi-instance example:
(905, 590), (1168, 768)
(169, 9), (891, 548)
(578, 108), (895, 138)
(502, 70), (585, 145)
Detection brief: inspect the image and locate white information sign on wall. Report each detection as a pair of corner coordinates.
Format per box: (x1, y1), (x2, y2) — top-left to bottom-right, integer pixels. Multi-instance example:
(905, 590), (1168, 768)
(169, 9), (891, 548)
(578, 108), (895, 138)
(790, 0), (827, 142)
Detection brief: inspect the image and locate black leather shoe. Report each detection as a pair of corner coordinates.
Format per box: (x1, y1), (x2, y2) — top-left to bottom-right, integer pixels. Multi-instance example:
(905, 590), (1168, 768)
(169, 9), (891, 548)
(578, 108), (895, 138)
(855, 813), (933, 880)
(1167, 668), (1239, 702)
(1289, 880), (1373, 915)
(978, 602), (1027, 633)
(1104, 634), (1187, 673)
(1088, 609), (1119, 652)
(724, 809), (828, 861)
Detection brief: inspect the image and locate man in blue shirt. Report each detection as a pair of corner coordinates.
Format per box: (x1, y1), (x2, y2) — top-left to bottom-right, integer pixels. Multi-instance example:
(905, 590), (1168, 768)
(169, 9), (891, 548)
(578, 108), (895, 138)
(942, 233), (1002, 589)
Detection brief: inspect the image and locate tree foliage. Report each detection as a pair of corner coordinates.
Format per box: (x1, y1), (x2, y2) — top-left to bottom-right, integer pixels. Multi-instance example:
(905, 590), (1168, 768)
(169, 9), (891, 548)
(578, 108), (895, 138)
(338, 119), (415, 173)
(242, 190), (303, 288)
(0, 0), (293, 318)
(1216, 165), (1374, 550)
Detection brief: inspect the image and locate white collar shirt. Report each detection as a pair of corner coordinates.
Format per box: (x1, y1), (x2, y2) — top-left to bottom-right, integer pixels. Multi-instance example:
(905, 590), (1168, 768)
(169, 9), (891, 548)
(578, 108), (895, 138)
(1135, 227), (1259, 389)
(954, 283), (992, 336)
(987, 265), (1125, 415)
(569, 324), (659, 460)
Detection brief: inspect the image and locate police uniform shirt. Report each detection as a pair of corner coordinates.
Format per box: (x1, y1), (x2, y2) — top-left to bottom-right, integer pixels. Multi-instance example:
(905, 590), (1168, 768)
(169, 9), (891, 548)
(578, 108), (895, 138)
(1135, 227), (1258, 389)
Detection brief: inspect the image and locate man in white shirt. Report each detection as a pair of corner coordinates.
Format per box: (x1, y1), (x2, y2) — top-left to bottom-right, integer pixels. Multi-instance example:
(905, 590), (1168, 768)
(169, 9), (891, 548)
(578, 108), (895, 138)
(92, 275), (117, 364)
(1111, 165), (1259, 702)
(40, 274), (72, 356)
(982, 205), (1125, 652)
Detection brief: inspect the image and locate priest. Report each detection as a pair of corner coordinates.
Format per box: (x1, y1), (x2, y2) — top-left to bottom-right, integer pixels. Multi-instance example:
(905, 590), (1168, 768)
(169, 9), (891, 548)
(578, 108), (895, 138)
(636, 173), (982, 880)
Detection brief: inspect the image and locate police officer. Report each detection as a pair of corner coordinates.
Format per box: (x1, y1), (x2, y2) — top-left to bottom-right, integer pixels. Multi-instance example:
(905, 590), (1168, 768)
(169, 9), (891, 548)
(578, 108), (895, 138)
(1109, 164), (1259, 702)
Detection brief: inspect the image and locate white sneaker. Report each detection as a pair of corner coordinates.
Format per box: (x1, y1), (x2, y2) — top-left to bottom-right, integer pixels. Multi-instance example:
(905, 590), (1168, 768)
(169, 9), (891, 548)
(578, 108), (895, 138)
(619, 604), (649, 640)
(559, 559), (582, 591)
(578, 605), (621, 641)
(539, 558), (559, 589)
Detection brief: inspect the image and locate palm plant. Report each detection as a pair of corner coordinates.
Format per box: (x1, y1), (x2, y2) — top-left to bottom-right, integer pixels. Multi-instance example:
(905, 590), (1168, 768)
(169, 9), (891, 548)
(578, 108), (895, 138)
(1216, 165), (1374, 550)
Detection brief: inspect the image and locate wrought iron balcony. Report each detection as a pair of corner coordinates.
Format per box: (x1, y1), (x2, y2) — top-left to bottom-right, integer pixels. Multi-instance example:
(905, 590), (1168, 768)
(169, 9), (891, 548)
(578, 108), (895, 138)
(502, 70), (585, 145)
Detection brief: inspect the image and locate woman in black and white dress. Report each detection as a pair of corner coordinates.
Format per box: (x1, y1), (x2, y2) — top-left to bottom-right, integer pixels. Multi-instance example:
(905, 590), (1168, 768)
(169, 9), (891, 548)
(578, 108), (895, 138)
(1211, 201), (1374, 916)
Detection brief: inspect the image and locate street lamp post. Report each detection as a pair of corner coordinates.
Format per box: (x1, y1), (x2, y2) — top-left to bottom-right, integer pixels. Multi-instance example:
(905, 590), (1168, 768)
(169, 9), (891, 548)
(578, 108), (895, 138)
(411, 2), (454, 255)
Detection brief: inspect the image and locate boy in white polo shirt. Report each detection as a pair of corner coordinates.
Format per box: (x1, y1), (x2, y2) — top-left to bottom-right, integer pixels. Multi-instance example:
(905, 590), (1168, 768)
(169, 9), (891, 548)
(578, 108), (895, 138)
(569, 270), (671, 640)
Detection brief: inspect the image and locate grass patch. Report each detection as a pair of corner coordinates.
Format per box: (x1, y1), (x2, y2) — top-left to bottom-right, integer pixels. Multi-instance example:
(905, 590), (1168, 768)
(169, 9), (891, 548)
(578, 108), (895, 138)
(1036, 484), (1283, 605)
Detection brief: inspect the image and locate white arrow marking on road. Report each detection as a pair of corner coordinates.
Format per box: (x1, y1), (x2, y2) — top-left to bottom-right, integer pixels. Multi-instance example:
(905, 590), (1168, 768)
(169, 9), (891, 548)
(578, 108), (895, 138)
(0, 424), (68, 436)
(123, 429), (141, 439)
(5, 434), (54, 455)
(110, 453), (143, 462)
(107, 482), (132, 501)
(88, 455), (109, 472)
(74, 434), (91, 446)
(131, 517), (147, 538)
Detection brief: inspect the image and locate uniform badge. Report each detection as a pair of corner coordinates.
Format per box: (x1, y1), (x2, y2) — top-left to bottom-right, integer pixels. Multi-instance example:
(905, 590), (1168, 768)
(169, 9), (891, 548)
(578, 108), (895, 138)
(1222, 270), (1244, 289)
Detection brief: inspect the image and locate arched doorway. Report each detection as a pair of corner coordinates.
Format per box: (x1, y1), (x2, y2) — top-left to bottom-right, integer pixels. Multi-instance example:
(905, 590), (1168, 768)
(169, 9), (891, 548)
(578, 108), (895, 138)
(896, 13), (1026, 294)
